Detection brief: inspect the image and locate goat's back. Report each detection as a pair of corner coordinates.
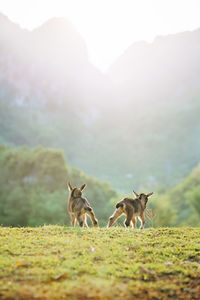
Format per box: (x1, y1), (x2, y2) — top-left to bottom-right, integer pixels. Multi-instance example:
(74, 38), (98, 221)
(116, 198), (142, 214)
(68, 197), (90, 213)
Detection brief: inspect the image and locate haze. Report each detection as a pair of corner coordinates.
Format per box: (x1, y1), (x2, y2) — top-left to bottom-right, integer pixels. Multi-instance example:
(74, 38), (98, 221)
(1, 0), (200, 234)
(0, 0), (200, 71)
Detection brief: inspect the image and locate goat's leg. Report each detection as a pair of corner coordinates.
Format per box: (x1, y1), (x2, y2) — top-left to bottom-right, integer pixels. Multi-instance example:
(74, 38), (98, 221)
(107, 207), (123, 228)
(86, 209), (98, 227)
(83, 214), (88, 227)
(70, 214), (76, 227)
(124, 210), (134, 227)
(76, 213), (84, 227)
(138, 213), (145, 229)
(132, 217), (137, 228)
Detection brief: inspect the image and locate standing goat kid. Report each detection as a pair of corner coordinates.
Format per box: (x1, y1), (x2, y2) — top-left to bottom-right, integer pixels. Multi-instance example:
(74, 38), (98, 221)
(67, 182), (98, 227)
(107, 191), (153, 228)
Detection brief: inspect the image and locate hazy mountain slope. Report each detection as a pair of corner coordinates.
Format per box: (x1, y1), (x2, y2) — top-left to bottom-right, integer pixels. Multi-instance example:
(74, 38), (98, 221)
(105, 29), (200, 188)
(1, 13), (200, 191)
(108, 29), (200, 103)
(0, 13), (109, 107)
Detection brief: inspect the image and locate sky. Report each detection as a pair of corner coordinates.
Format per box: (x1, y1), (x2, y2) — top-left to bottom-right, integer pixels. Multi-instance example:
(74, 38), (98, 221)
(0, 0), (200, 71)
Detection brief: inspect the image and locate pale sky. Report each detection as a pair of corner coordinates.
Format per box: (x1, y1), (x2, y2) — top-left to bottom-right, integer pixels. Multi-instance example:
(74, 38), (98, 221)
(0, 0), (200, 71)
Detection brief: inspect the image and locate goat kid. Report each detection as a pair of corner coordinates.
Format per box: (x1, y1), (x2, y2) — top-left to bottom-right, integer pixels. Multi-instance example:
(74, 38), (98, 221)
(67, 182), (98, 227)
(107, 191), (153, 228)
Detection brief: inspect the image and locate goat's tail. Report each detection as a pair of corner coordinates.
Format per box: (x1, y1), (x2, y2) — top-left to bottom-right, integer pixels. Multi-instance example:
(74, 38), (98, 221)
(116, 202), (124, 209)
(84, 206), (92, 212)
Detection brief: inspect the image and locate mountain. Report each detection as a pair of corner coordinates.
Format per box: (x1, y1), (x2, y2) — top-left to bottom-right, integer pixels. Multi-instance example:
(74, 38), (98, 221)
(106, 29), (200, 189)
(108, 29), (200, 103)
(0, 13), (110, 107)
(0, 13), (200, 191)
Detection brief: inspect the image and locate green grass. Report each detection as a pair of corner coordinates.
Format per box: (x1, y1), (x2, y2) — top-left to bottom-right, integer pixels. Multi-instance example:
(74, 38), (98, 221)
(0, 226), (200, 300)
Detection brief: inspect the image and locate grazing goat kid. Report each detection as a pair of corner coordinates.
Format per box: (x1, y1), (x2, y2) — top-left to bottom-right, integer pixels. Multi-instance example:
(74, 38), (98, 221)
(67, 182), (98, 227)
(107, 191), (153, 228)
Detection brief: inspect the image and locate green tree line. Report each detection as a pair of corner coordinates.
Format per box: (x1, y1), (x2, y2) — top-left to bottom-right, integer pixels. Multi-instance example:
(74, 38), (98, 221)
(0, 144), (117, 226)
(0, 144), (200, 227)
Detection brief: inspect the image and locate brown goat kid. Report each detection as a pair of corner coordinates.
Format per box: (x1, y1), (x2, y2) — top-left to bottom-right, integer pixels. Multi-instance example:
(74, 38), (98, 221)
(67, 182), (98, 227)
(107, 191), (153, 228)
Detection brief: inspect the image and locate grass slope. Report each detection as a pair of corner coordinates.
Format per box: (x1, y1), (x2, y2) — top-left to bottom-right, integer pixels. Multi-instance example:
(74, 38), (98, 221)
(0, 226), (200, 300)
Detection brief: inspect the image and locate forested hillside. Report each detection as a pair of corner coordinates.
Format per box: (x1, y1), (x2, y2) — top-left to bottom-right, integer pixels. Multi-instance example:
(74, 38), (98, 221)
(1, 13), (200, 191)
(157, 163), (200, 226)
(0, 144), (117, 226)
(0, 144), (200, 227)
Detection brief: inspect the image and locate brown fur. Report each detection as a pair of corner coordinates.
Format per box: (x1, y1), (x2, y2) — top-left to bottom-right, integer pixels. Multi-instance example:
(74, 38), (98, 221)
(107, 190), (153, 228)
(67, 182), (98, 227)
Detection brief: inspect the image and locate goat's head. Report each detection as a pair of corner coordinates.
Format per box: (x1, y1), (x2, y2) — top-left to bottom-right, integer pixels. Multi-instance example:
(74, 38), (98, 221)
(67, 182), (86, 198)
(133, 190), (153, 207)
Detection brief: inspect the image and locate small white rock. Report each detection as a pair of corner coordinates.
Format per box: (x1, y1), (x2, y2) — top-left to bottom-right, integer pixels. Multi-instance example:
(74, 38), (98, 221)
(165, 261), (173, 266)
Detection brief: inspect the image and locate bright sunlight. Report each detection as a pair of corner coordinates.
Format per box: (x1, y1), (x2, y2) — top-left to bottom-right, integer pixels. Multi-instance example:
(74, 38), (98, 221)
(0, 0), (200, 70)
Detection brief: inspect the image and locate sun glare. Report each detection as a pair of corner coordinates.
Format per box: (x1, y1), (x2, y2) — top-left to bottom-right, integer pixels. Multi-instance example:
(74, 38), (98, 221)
(0, 0), (200, 71)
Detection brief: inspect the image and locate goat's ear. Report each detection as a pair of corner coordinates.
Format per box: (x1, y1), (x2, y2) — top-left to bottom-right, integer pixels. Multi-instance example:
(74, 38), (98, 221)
(80, 184), (86, 191)
(67, 182), (73, 191)
(133, 190), (139, 197)
(147, 192), (154, 197)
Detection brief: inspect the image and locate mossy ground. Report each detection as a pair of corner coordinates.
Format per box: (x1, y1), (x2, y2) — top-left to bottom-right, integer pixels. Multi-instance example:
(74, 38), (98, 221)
(0, 226), (200, 300)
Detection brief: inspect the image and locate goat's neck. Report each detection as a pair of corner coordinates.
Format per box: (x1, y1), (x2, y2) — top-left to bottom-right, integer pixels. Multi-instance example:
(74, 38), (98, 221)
(140, 198), (146, 209)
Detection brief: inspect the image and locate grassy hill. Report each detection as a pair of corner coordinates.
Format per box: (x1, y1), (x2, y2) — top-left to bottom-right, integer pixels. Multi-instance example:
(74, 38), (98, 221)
(0, 226), (199, 300)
